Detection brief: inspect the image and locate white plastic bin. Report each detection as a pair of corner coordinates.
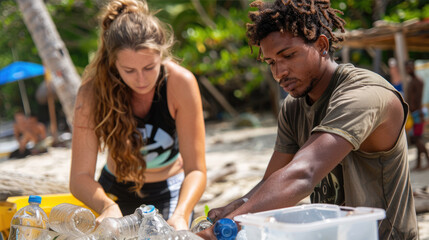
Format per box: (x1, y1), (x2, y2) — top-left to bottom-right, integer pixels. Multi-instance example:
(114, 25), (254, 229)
(234, 204), (385, 240)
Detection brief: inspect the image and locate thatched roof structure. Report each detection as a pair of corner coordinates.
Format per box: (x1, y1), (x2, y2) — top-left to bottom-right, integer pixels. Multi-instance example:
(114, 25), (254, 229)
(340, 19), (429, 52)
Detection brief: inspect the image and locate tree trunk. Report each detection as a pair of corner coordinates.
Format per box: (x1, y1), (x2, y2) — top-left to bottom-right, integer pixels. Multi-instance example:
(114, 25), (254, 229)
(15, 0), (81, 129)
(0, 170), (69, 201)
(372, 0), (389, 22)
(191, 0), (216, 29)
(372, 0), (389, 75)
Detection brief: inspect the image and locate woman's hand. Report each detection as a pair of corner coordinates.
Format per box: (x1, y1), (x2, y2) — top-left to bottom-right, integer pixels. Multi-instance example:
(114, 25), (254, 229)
(167, 214), (188, 230)
(95, 203), (122, 224)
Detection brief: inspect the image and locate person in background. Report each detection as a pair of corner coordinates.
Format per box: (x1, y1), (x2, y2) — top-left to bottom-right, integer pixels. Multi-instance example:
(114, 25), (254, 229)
(11, 112), (32, 158)
(10, 112), (48, 159)
(388, 57), (404, 95)
(26, 115), (49, 154)
(406, 59), (429, 170)
(198, 0), (418, 239)
(70, 0), (206, 230)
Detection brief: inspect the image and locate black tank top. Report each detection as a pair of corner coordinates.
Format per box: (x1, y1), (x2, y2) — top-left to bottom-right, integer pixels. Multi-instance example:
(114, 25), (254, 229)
(135, 71), (179, 169)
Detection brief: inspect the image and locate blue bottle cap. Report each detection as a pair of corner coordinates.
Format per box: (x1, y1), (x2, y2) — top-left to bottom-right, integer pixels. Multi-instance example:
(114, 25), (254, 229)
(142, 205), (155, 214)
(28, 195), (42, 204)
(213, 218), (238, 240)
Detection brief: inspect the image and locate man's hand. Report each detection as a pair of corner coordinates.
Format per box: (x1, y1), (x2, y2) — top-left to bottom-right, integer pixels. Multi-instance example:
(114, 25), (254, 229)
(207, 198), (246, 223)
(196, 225), (217, 240)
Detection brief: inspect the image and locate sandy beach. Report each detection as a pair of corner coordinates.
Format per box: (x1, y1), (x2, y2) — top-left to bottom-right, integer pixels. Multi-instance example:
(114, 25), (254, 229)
(0, 112), (428, 238)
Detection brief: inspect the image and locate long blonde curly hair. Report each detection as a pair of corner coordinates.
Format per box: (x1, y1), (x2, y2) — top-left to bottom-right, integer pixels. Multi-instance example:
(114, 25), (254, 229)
(81, 0), (174, 194)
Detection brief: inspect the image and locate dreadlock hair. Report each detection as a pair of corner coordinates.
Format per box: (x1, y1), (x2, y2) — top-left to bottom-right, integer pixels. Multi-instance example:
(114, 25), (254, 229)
(246, 0), (346, 59)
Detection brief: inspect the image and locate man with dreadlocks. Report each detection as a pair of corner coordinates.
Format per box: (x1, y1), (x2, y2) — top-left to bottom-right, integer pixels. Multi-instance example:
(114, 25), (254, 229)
(198, 0), (418, 239)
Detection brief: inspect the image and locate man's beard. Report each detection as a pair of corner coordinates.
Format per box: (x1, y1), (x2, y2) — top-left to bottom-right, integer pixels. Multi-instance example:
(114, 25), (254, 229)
(292, 77), (316, 99)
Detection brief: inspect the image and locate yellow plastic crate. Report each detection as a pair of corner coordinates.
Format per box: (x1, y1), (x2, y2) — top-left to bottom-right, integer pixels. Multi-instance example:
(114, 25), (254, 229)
(0, 201), (16, 233)
(1, 193), (98, 238)
(6, 193), (98, 217)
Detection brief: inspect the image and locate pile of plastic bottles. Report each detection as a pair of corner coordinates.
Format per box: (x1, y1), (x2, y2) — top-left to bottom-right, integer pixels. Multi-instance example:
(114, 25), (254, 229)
(8, 195), (246, 240)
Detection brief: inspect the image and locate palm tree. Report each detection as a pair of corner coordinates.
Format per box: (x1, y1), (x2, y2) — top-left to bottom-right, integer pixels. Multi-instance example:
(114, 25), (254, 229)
(15, 0), (81, 128)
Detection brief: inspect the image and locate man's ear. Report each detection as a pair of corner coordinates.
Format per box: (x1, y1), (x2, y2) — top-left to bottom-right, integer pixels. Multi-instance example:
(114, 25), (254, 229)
(315, 35), (330, 56)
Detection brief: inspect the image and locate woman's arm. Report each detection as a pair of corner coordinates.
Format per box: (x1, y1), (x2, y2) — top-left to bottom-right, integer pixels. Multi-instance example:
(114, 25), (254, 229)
(166, 63), (207, 230)
(69, 85), (122, 223)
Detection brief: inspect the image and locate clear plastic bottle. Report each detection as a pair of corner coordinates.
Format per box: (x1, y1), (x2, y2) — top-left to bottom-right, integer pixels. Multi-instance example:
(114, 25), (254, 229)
(8, 195), (48, 240)
(138, 205), (174, 240)
(139, 230), (203, 240)
(93, 204), (146, 240)
(236, 229), (248, 240)
(190, 216), (213, 233)
(46, 231), (97, 240)
(163, 230), (204, 240)
(213, 218), (238, 240)
(48, 203), (96, 237)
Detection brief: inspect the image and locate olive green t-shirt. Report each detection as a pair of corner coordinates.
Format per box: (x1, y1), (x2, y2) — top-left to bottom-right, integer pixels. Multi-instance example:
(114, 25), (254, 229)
(275, 64), (418, 239)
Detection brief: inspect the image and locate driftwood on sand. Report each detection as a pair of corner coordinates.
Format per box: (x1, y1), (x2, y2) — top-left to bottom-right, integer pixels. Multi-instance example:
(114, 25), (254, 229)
(0, 170), (69, 201)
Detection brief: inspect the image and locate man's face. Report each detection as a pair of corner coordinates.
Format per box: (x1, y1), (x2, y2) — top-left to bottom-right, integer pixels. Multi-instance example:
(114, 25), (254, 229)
(260, 31), (322, 98)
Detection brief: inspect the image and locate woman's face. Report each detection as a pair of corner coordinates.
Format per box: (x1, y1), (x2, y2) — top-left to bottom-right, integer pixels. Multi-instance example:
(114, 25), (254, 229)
(115, 48), (162, 95)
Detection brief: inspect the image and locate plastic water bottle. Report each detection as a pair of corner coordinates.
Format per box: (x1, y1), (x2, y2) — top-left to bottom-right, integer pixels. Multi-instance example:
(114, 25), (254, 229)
(138, 205), (174, 240)
(213, 218), (238, 240)
(93, 204), (146, 239)
(46, 231), (97, 240)
(190, 216), (213, 233)
(8, 195), (48, 240)
(138, 230), (203, 240)
(236, 229), (248, 240)
(48, 203), (96, 237)
(164, 230), (204, 240)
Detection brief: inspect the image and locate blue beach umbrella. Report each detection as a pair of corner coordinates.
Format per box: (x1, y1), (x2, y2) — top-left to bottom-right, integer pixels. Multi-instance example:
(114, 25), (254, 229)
(0, 61), (45, 85)
(0, 61), (45, 116)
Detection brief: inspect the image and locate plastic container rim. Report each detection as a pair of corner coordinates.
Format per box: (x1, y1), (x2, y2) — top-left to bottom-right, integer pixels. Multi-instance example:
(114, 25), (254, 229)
(233, 204), (386, 232)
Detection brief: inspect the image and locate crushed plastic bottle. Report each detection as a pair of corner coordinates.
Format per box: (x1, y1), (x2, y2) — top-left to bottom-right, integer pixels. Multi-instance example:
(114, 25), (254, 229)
(163, 230), (204, 240)
(93, 204), (146, 240)
(48, 203), (96, 237)
(138, 205), (174, 240)
(136, 229), (203, 240)
(190, 216), (213, 233)
(46, 231), (97, 240)
(8, 195), (48, 240)
(213, 218), (238, 240)
(236, 229), (248, 240)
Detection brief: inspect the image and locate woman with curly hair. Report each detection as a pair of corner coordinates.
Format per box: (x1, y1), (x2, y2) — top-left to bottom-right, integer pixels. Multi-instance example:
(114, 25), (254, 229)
(70, 0), (206, 230)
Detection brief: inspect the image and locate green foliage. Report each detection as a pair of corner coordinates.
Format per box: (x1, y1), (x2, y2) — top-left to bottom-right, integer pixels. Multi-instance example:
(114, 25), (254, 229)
(0, 0), (43, 120)
(331, 0), (429, 30)
(175, 7), (267, 106)
(331, 0), (374, 29)
(0, 0), (101, 121)
(383, 0), (429, 22)
(48, 1), (101, 71)
(1, 0), (429, 121)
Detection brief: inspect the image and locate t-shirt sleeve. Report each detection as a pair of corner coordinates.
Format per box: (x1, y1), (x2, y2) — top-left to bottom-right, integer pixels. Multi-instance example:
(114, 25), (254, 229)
(313, 84), (390, 150)
(274, 100), (300, 154)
